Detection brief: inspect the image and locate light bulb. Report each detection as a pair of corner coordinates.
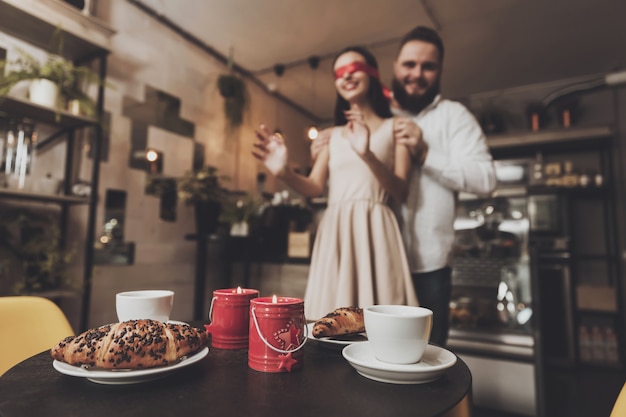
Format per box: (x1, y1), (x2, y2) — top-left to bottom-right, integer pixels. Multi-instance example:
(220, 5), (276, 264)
(307, 126), (318, 140)
(146, 149), (158, 162)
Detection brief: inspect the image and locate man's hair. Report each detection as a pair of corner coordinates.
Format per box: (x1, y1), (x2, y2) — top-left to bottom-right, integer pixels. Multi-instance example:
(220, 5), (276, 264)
(398, 26), (444, 62)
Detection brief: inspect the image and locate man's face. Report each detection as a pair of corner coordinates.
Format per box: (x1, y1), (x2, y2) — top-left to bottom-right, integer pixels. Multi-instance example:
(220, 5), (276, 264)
(393, 40), (442, 98)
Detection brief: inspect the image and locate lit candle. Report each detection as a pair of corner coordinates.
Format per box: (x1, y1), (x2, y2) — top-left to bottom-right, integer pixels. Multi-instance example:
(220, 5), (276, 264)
(205, 288), (259, 350)
(248, 296), (306, 373)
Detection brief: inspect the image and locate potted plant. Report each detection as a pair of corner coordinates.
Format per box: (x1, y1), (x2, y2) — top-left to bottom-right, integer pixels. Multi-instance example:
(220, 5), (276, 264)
(176, 166), (229, 235)
(0, 33), (102, 116)
(0, 207), (76, 295)
(219, 193), (263, 236)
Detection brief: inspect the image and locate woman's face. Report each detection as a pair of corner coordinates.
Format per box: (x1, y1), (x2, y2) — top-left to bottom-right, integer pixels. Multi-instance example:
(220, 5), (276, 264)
(333, 51), (371, 103)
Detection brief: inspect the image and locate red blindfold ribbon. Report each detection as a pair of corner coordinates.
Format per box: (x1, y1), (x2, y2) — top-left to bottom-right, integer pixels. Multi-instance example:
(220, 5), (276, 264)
(334, 61), (391, 102)
(334, 62), (380, 80)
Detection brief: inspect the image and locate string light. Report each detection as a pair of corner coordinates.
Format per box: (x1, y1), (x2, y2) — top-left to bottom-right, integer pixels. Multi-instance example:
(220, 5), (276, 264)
(146, 149), (159, 162)
(307, 126), (318, 140)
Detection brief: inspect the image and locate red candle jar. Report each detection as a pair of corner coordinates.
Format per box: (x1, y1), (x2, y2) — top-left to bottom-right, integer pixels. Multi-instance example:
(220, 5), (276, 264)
(248, 296), (307, 373)
(205, 288), (259, 349)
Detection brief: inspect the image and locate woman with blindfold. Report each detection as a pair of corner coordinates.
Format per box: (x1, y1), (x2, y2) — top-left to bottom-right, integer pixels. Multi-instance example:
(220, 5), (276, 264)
(252, 46), (418, 320)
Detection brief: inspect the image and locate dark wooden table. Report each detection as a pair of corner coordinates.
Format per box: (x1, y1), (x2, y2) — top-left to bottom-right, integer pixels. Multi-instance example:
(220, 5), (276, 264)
(0, 326), (471, 417)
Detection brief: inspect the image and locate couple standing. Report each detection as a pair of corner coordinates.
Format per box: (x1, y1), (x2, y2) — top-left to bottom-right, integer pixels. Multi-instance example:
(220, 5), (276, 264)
(252, 26), (496, 347)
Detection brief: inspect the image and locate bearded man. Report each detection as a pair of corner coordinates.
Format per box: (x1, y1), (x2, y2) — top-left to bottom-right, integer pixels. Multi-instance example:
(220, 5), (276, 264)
(391, 26), (496, 346)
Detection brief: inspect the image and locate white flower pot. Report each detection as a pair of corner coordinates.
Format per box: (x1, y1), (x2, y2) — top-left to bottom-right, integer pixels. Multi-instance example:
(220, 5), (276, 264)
(28, 79), (59, 108)
(230, 221), (249, 237)
(8, 80), (30, 100)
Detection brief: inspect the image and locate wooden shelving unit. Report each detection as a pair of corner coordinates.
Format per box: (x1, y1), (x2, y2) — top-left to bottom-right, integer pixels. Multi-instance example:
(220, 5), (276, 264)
(0, 0), (114, 330)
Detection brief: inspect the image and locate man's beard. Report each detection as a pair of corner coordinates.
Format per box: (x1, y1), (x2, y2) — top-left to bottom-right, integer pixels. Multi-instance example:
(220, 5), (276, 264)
(392, 78), (440, 115)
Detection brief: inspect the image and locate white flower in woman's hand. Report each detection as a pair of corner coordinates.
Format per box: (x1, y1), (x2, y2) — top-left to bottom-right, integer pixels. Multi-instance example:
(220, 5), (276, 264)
(252, 125), (289, 176)
(264, 133), (288, 176)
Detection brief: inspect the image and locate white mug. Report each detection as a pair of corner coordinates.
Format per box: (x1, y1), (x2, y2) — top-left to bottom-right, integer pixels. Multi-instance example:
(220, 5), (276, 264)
(116, 290), (174, 323)
(364, 305), (433, 364)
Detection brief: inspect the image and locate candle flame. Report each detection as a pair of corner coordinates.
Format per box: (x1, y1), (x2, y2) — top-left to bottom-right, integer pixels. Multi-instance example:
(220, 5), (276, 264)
(236, 286), (243, 294)
(272, 294), (278, 304)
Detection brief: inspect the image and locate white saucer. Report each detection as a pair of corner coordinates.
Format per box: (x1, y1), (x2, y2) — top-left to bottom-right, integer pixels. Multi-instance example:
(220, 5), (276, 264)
(342, 342), (456, 384)
(306, 323), (368, 348)
(53, 347), (208, 385)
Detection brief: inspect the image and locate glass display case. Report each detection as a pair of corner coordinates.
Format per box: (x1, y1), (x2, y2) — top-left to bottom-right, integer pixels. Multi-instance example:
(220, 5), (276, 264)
(449, 188), (534, 358)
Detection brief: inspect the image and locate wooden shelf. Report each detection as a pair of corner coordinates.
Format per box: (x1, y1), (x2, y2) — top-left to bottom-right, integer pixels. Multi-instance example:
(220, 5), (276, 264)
(0, 0), (110, 332)
(0, 188), (89, 205)
(0, 96), (98, 129)
(487, 125), (613, 150)
(527, 184), (609, 197)
(0, 0), (113, 61)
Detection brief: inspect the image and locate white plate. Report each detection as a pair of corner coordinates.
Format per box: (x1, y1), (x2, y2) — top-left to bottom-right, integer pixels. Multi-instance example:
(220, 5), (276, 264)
(306, 322), (368, 347)
(53, 347), (209, 385)
(342, 342), (456, 384)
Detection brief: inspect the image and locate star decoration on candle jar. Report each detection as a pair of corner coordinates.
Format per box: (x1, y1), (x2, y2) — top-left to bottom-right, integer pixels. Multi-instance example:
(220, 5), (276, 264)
(278, 352), (298, 372)
(273, 322), (302, 349)
(289, 324), (301, 347)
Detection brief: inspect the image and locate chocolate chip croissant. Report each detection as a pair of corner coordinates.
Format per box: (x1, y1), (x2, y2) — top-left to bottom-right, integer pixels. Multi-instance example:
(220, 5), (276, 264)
(313, 307), (365, 338)
(51, 319), (209, 369)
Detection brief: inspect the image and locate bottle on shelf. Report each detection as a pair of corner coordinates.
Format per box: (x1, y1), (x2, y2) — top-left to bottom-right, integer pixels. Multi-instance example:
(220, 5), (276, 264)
(594, 172), (604, 187)
(603, 326), (619, 364)
(578, 171), (591, 187)
(578, 324), (592, 362)
(529, 152), (544, 186)
(561, 160), (578, 188)
(590, 325), (606, 362)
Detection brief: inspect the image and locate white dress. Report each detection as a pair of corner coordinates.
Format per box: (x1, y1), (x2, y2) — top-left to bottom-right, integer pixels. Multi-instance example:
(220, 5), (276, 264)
(304, 118), (418, 320)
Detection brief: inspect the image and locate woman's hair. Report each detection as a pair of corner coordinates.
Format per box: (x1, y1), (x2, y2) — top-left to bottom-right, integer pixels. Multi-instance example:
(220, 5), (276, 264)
(332, 46), (391, 125)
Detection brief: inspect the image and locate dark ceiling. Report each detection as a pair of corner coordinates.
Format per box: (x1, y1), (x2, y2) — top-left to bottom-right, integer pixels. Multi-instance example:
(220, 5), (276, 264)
(136, 0), (626, 123)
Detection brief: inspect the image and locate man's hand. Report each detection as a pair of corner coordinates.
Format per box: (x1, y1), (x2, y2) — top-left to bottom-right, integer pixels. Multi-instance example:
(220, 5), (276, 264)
(252, 124), (288, 176)
(394, 117), (428, 165)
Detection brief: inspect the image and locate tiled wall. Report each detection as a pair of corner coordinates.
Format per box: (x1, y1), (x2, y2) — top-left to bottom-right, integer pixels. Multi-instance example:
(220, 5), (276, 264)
(57, 1), (317, 329)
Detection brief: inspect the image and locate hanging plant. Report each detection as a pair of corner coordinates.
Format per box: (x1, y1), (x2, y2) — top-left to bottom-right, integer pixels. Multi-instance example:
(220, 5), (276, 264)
(217, 48), (248, 131)
(218, 74), (247, 129)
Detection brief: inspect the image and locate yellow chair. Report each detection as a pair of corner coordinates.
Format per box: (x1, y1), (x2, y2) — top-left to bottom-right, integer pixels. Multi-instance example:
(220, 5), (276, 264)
(610, 382), (626, 417)
(0, 296), (74, 376)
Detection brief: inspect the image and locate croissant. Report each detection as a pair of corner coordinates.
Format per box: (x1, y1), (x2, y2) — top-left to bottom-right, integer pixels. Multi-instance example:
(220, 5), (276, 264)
(313, 307), (365, 338)
(50, 319), (209, 369)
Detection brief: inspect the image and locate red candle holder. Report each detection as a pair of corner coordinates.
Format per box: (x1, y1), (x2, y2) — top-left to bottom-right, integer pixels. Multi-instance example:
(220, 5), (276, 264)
(205, 288), (259, 349)
(248, 296), (307, 373)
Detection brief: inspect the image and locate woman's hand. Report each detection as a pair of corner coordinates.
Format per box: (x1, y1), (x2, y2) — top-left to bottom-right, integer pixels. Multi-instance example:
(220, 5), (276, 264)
(252, 125), (288, 176)
(310, 128), (331, 163)
(344, 105), (371, 157)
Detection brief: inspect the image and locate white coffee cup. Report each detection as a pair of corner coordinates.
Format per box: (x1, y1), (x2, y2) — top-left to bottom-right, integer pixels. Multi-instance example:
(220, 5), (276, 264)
(116, 290), (175, 322)
(364, 305), (433, 364)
